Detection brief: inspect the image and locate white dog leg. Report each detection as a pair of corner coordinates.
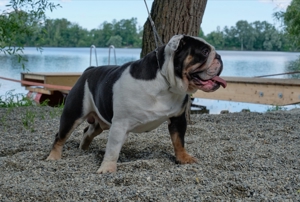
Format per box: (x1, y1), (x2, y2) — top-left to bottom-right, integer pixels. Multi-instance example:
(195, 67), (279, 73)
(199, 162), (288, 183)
(96, 124), (128, 174)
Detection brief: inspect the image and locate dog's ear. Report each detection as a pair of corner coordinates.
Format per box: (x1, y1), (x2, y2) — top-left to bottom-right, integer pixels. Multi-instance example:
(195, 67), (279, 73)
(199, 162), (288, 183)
(166, 35), (185, 55)
(175, 36), (187, 53)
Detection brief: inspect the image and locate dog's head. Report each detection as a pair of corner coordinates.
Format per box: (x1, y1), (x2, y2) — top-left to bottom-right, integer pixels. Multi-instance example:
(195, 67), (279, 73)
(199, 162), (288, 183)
(162, 35), (226, 94)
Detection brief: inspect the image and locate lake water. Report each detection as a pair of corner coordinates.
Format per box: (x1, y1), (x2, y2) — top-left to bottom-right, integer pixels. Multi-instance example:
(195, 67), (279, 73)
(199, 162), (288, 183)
(1, 47), (300, 113)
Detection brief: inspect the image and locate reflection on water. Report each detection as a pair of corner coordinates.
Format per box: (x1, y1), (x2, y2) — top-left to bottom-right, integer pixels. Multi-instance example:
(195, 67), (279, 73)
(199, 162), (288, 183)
(0, 47), (141, 95)
(0, 48), (299, 113)
(285, 56), (300, 79)
(219, 50), (299, 78)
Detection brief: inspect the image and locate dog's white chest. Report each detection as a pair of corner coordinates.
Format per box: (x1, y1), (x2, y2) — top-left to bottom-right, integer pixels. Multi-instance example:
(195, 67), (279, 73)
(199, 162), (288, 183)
(124, 94), (184, 133)
(130, 117), (169, 133)
(112, 70), (187, 133)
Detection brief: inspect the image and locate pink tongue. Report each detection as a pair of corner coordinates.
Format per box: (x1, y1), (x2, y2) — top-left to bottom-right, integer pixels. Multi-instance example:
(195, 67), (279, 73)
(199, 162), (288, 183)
(212, 76), (227, 88)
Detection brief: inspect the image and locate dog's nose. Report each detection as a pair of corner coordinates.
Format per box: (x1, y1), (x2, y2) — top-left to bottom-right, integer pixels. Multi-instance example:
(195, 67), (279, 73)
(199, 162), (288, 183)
(215, 53), (221, 59)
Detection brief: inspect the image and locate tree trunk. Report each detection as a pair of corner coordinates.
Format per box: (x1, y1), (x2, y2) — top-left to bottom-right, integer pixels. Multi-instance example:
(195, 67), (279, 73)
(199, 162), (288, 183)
(141, 0), (208, 123)
(141, 0), (208, 57)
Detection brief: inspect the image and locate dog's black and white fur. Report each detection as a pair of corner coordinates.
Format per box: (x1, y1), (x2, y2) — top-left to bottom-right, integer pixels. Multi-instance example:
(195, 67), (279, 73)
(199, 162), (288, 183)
(47, 35), (226, 173)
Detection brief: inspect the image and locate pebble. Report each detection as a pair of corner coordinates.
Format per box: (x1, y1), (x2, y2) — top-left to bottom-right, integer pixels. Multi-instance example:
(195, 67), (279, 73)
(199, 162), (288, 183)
(0, 106), (299, 201)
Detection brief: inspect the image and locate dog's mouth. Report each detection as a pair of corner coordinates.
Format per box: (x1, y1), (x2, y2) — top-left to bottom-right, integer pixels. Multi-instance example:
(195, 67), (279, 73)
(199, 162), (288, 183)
(190, 73), (227, 89)
(188, 56), (227, 92)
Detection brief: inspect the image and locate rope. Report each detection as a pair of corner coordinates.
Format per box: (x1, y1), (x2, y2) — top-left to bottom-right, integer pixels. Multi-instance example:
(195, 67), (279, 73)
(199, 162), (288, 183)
(0, 76), (72, 91)
(143, 0), (163, 47)
(143, 0), (164, 69)
(254, 71), (300, 78)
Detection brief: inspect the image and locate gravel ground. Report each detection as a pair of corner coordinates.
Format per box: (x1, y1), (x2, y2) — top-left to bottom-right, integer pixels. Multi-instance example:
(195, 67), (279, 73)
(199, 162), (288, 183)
(0, 106), (299, 201)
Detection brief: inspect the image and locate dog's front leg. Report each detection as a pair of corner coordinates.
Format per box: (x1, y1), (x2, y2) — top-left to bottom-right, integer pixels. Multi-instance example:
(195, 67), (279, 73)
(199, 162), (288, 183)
(97, 123), (128, 174)
(168, 112), (198, 164)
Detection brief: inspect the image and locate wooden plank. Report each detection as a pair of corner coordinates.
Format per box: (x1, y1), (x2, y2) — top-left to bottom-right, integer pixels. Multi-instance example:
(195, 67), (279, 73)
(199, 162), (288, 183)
(22, 72), (82, 76)
(194, 78), (300, 106)
(21, 73), (300, 106)
(21, 72), (81, 88)
(21, 73), (45, 87)
(21, 73), (45, 81)
(59, 90), (71, 94)
(25, 87), (52, 95)
(45, 75), (80, 87)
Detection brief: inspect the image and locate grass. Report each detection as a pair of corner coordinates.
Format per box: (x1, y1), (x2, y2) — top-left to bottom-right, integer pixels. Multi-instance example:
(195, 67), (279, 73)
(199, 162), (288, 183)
(267, 105), (286, 112)
(0, 90), (64, 132)
(22, 109), (36, 132)
(0, 90), (35, 108)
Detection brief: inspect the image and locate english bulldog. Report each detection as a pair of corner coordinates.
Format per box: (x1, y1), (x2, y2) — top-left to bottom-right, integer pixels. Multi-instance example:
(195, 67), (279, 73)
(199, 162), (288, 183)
(47, 35), (226, 173)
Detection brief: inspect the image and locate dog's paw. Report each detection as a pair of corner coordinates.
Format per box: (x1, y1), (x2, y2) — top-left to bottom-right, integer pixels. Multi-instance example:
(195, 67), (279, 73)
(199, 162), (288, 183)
(176, 153), (198, 164)
(96, 161), (117, 174)
(79, 140), (91, 150)
(46, 152), (61, 160)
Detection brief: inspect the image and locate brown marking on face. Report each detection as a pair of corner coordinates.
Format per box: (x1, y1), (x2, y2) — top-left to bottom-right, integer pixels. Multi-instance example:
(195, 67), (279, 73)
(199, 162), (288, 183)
(182, 51), (225, 93)
(183, 55), (193, 67)
(182, 55), (204, 93)
(170, 132), (198, 164)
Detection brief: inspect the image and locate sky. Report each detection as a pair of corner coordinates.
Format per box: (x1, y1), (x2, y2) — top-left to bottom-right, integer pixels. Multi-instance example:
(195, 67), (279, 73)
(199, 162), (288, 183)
(0, 0), (293, 34)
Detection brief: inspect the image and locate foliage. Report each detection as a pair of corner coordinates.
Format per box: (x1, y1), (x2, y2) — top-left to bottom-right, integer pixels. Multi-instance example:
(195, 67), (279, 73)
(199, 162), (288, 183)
(202, 20), (295, 51)
(283, 0), (300, 47)
(9, 17), (297, 51)
(0, 90), (34, 107)
(22, 108), (36, 132)
(286, 56), (300, 79)
(0, 0), (60, 67)
(106, 35), (122, 47)
(273, 0), (300, 48)
(267, 105), (287, 112)
(0, 1), (297, 52)
(40, 18), (89, 47)
(14, 17), (142, 48)
(89, 18), (142, 48)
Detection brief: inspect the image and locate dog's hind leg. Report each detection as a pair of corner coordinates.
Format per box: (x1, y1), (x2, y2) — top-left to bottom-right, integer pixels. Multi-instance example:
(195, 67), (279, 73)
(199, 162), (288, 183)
(168, 112), (198, 164)
(47, 110), (84, 160)
(80, 113), (110, 150)
(79, 121), (103, 150)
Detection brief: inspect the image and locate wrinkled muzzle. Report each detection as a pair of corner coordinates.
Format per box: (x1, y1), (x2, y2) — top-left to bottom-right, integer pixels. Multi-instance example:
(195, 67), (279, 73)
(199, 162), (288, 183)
(190, 53), (226, 92)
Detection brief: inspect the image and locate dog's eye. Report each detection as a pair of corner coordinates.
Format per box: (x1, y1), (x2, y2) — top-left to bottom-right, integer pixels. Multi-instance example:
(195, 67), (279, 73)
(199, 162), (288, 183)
(202, 48), (209, 56)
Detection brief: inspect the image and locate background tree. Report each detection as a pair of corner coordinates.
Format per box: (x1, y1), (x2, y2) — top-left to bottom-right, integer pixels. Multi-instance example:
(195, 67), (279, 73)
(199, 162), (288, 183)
(114, 18), (141, 47)
(274, 0), (300, 77)
(90, 18), (141, 48)
(141, 0), (208, 57)
(140, 0), (208, 122)
(274, 0), (300, 48)
(202, 20), (293, 51)
(0, 0), (59, 66)
(222, 26), (239, 50)
(235, 20), (256, 50)
(205, 26), (225, 49)
(106, 35), (122, 47)
(282, 0), (300, 47)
